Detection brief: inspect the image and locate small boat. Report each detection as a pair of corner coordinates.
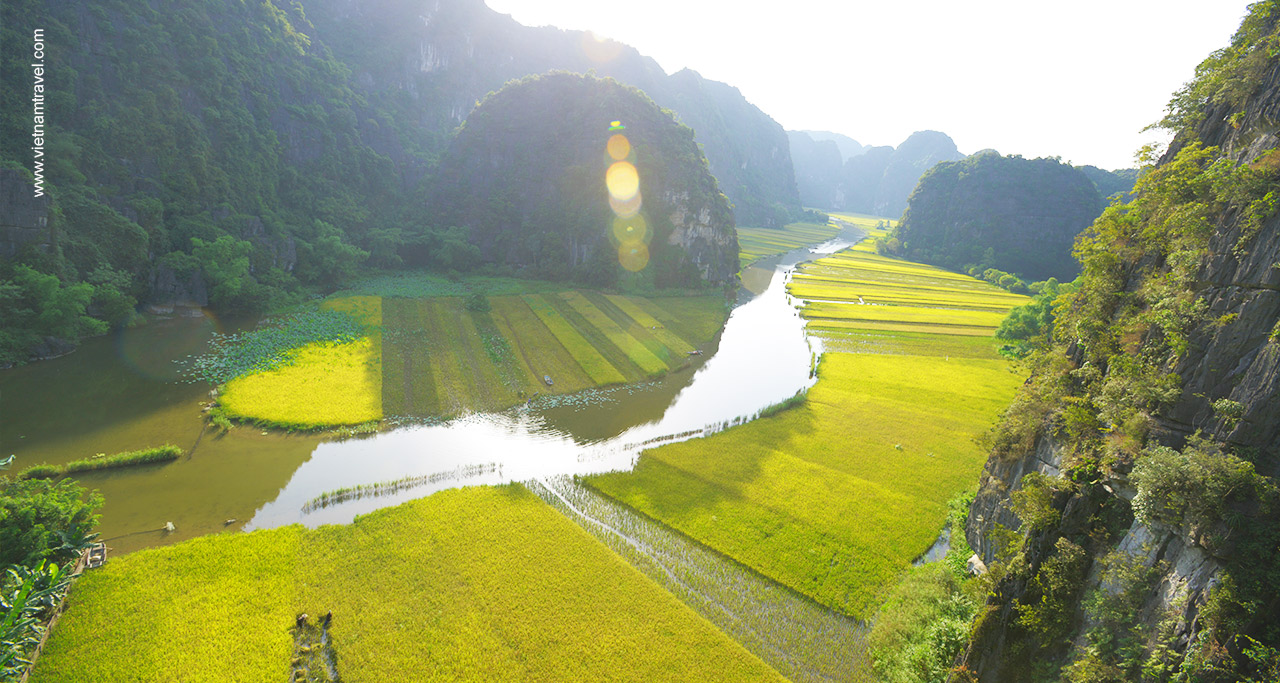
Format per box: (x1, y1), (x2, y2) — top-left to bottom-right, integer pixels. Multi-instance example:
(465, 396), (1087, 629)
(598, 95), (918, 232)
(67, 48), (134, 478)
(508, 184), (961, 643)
(543, 375), (554, 386)
(0, 454), (13, 469)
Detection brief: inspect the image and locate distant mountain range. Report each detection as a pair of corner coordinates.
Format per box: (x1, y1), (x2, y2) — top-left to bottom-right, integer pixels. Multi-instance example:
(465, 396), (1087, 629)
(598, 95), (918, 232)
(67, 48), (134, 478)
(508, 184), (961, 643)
(787, 129), (965, 218)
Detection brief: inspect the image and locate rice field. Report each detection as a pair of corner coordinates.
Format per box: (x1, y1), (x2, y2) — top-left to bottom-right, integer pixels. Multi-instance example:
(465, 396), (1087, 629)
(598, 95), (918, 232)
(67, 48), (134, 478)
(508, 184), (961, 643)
(585, 353), (1022, 619)
(738, 221), (843, 268)
(219, 297), (383, 428)
(585, 227), (1029, 619)
(221, 290), (726, 427)
(32, 486), (783, 682)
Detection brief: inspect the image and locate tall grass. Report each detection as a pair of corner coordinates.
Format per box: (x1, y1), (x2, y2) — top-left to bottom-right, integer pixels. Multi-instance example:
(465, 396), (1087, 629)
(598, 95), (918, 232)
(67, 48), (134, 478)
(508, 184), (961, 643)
(19, 445), (182, 480)
(186, 308), (368, 385)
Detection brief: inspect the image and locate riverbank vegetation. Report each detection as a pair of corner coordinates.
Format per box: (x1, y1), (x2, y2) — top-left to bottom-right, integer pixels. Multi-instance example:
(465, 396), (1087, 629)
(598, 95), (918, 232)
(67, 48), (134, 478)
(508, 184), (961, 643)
(31, 485), (783, 682)
(1, 476), (101, 679)
(16, 445), (182, 481)
(586, 227), (1027, 618)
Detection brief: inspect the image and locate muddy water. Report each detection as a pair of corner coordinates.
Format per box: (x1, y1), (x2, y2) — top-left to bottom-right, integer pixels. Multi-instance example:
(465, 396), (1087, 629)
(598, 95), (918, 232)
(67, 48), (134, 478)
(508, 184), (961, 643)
(0, 232), (852, 552)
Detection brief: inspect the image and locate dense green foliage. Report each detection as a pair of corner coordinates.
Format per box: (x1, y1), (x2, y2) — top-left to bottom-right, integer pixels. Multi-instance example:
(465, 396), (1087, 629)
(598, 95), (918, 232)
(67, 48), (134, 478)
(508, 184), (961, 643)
(888, 152), (1104, 282)
(430, 72), (736, 288)
(961, 4), (1280, 679)
(0, 478), (101, 569)
(868, 493), (982, 683)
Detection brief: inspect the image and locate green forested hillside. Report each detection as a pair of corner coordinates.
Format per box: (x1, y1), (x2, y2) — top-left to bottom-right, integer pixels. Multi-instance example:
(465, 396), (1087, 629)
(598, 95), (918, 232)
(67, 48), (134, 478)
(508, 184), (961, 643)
(948, 3), (1280, 680)
(430, 73), (737, 288)
(0, 0), (416, 363)
(0, 0), (784, 365)
(889, 152), (1104, 281)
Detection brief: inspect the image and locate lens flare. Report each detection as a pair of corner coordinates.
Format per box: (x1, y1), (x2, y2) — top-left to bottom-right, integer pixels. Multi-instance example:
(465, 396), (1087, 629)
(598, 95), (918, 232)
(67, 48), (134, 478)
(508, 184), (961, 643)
(618, 241), (650, 272)
(606, 134), (631, 161)
(609, 191), (642, 219)
(611, 214), (650, 247)
(606, 161), (639, 202)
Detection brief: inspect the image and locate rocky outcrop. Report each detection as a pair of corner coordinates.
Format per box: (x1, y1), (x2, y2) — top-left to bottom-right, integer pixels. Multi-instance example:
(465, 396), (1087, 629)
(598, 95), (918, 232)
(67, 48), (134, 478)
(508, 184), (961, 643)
(795, 130), (964, 218)
(0, 170), (53, 259)
(430, 73), (737, 286)
(663, 190), (738, 283)
(894, 152), (1103, 281)
(305, 0), (801, 227)
(787, 131), (845, 209)
(873, 131), (965, 218)
(959, 9), (1280, 679)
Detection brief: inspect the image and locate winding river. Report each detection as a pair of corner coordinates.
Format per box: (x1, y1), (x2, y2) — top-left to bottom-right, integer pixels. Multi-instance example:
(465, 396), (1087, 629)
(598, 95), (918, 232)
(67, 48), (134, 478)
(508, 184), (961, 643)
(2, 226), (872, 681)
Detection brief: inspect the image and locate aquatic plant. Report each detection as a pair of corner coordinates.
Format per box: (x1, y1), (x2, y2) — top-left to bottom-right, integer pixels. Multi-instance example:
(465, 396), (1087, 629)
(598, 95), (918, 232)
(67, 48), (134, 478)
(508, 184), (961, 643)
(18, 445), (182, 480)
(185, 308), (368, 385)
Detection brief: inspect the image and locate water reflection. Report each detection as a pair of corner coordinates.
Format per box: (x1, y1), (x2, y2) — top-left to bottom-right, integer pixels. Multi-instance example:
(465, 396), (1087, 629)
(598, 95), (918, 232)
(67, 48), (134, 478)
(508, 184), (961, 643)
(250, 236), (853, 528)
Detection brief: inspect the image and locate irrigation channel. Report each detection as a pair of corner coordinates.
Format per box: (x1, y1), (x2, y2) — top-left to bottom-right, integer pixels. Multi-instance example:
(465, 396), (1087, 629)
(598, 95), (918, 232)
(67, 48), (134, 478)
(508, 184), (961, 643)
(1, 225), (875, 681)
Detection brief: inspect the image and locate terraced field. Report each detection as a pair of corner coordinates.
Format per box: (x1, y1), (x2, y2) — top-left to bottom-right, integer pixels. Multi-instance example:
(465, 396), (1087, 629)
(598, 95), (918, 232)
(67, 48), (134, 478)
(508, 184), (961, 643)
(32, 486), (783, 683)
(222, 290), (726, 426)
(792, 220), (1028, 355)
(737, 220), (843, 268)
(585, 222), (1029, 619)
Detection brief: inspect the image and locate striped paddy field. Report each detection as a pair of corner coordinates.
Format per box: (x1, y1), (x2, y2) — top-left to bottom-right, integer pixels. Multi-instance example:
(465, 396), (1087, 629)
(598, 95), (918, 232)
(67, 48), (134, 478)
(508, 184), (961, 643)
(789, 230), (1029, 355)
(585, 232), (1029, 619)
(737, 221), (843, 268)
(222, 290), (727, 426)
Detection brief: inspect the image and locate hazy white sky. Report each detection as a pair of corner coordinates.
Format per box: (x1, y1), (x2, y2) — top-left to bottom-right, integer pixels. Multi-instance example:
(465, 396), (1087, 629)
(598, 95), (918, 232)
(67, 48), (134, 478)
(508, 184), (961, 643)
(484, 0), (1254, 170)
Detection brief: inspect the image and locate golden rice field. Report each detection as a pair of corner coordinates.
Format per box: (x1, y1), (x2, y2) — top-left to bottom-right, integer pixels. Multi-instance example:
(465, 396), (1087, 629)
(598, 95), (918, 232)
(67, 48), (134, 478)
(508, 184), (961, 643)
(32, 486), (783, 683)
(737, 220), (843, 268)
(221, 290), (726, 426)
(586, 353), (1022, 619)
(220, 297), (383, 428)
(586, 225), (1029, 619)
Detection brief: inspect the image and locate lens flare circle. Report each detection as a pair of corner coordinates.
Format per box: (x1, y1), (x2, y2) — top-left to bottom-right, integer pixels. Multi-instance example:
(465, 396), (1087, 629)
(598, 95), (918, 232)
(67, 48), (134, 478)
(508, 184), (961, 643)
(606, 161), (639, 202)
(611, 214), (650, 247)
(618, 241), (650, 272)
(606, 134), (631, 161)
(609, 191), (642, 218)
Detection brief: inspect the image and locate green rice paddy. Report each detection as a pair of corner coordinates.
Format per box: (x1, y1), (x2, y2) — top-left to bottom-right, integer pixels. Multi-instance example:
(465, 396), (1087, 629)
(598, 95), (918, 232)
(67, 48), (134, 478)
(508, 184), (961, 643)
(738, 220), (843, 268)
(221, 289), (726, 426)
(32, 486), (783, 682)
(585, 222), (1028, 619)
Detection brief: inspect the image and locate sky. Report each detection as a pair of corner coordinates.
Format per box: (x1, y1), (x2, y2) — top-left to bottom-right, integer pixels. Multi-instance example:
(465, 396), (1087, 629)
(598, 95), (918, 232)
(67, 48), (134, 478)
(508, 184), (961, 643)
(484, 0), (1255, 170)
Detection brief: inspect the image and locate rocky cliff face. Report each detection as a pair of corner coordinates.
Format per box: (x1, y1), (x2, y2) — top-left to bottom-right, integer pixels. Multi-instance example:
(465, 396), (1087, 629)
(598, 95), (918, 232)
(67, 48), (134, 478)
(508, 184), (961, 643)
(873, 130), (965, 218)
(0, 170), (52, 260)
(305, 0), (801, 227)
(430, 73), (737, 287)
(959, 7), (1280, 680)
(792, 130), (963, 218)
(787, 131), (845, 208)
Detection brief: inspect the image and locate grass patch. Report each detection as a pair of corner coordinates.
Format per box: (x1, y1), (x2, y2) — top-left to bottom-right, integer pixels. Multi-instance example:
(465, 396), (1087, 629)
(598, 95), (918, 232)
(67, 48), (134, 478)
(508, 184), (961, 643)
(33, 486), (783, 683)
(488, 295), (593, 394)
(604, 293), (695, 356)
(585, 353), (1022, 619)
(738, 221), (843, 268)
(18, 445), (182, 480)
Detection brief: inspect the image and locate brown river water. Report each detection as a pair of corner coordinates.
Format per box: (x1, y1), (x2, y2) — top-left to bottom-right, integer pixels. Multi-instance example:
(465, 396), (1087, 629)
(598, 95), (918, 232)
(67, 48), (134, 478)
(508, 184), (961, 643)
(1, 235), (851, 554)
